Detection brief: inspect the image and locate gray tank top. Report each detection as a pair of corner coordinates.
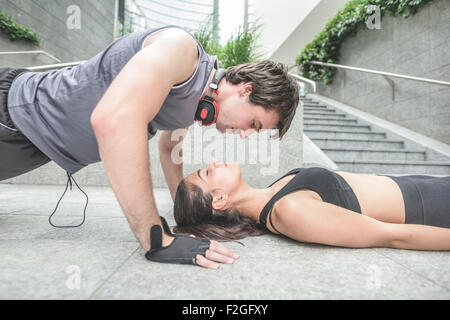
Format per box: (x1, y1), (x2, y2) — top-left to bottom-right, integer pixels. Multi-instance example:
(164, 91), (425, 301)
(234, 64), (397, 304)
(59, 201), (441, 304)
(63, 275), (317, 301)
(7, 25), (217, 174)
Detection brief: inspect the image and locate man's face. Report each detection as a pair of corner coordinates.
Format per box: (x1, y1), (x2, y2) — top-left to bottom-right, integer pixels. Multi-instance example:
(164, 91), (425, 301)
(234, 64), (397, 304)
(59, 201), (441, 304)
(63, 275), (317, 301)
(214, 82), (280, 139)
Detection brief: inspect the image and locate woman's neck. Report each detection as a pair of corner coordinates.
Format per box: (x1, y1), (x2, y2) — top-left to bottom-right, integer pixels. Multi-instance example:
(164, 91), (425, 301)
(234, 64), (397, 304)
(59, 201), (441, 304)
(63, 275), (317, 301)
(231, 183), (278, 222)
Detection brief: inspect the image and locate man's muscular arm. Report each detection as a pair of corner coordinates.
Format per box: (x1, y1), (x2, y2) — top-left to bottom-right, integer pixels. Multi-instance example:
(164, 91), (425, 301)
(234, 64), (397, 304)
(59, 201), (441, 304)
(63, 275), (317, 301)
(90, 29), (237, 268)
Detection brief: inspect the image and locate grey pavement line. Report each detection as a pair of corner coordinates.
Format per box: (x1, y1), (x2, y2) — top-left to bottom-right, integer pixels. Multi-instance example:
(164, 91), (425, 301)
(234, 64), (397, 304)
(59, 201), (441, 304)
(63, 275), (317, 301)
(0, 212), (126, 218)
(0, 239), (140, 246)
(0, 209), (33, 215)
(87, 245), (141, 300)
(372, 249), (450, 293)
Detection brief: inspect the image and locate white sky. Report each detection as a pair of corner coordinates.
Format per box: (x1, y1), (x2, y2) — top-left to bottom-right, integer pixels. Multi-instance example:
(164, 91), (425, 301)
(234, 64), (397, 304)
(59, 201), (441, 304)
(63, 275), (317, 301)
(219, 0), (245, 45)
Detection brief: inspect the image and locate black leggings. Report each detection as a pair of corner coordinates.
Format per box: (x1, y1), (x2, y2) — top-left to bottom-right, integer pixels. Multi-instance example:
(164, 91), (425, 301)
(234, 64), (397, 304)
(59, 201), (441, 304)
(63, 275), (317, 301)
(384, 175), (450, 228)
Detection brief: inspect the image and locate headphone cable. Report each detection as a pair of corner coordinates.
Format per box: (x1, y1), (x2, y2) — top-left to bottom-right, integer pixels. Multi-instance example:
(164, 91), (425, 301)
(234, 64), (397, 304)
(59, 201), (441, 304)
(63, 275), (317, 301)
(48, 171), (89, 228)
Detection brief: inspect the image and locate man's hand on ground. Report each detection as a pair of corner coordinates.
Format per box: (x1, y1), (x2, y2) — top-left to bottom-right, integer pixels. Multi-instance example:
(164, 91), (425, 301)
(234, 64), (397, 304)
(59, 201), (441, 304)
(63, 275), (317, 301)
(162, 233), (239, 269)
(146, 217), (239, 269)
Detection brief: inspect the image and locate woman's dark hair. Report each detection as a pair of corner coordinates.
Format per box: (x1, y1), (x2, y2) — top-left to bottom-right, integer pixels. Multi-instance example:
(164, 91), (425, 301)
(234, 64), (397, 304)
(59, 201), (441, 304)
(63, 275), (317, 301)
(225, 60), (300, 139)
(173, 178), (266, 241)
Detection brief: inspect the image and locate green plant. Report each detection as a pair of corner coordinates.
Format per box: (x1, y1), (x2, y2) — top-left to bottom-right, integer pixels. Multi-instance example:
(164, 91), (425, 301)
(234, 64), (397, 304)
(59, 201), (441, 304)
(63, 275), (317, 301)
(192, 14), (263, 68)
(191, 13), (223, 60)
(0, 10), (40, 45)
(296, 0), (433, 85)
(220, 22), (263, 68)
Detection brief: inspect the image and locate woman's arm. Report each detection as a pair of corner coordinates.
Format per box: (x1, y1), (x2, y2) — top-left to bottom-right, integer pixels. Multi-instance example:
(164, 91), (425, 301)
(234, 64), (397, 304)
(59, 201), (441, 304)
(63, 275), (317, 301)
(389, 224), (450, 251)
(270, 194), (450, 250)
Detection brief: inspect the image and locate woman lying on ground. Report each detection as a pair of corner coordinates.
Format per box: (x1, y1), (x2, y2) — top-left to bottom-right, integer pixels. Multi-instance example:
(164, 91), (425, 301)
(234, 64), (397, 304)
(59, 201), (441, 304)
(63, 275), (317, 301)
(173, 161), (450, 253)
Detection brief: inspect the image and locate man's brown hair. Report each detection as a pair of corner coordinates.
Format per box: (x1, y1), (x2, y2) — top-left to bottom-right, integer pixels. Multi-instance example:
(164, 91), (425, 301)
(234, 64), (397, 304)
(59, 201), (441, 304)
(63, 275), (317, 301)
(225, 60), (299, 139)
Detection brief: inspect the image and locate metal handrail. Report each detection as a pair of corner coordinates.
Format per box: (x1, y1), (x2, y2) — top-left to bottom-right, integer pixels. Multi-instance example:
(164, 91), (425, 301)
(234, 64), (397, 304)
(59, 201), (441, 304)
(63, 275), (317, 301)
(27, 62), (320, 95)
(289, 73), (317, 93)
(0, 50), (61, 63)
(309, 61), (450, 87)
(26, 61), (85, 71)
(26, 61), (319, 98)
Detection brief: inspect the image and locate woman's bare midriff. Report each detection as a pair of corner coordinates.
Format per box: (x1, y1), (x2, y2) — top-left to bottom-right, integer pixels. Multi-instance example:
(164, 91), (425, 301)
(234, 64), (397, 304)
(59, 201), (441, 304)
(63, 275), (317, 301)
(335, 171), (405, 224)
(270, 171), (406, 224)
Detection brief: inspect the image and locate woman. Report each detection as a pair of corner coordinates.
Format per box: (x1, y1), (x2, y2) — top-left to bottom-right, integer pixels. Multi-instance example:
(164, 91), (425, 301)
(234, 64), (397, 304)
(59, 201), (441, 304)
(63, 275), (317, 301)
(173, 161), (450, 250)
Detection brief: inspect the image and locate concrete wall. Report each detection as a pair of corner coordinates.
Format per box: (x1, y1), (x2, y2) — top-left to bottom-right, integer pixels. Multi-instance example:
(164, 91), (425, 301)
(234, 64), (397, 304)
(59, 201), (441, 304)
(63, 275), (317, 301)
(254, 0), (321, 60)
(0, 0), (116, 67)
(269, 0), (349, 65)
(317, 0), (450, 144)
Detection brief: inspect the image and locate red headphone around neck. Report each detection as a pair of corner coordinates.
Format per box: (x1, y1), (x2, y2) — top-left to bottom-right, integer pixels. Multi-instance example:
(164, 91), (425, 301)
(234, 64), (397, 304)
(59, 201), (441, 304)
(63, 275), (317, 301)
(195, 68), (227, 126)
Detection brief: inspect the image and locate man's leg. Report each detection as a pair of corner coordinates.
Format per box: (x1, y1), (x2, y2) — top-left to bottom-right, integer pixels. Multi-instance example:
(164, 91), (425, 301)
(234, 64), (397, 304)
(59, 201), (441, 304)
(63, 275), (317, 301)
(0, 67), (51, 181)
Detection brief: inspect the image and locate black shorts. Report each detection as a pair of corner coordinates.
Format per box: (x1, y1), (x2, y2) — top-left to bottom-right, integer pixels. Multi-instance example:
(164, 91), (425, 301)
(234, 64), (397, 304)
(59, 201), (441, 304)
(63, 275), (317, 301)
(0, 67), (51, 181)
(386, 175), (450, 228)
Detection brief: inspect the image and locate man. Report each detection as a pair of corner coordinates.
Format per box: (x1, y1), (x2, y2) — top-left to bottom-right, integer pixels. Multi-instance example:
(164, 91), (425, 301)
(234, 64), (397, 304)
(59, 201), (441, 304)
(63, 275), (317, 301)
(0, 25), (299, 269)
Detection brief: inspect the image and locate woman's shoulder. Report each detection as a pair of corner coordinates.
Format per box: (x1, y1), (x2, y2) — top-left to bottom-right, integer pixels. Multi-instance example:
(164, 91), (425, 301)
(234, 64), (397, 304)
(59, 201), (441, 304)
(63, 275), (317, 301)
(266, 191), (320, 235)
(272, 190), (322, 218)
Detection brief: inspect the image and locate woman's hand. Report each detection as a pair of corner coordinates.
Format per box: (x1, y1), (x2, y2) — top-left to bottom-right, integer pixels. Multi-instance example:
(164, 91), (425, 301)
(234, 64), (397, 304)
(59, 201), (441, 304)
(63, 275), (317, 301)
(195, 239), (239, 270)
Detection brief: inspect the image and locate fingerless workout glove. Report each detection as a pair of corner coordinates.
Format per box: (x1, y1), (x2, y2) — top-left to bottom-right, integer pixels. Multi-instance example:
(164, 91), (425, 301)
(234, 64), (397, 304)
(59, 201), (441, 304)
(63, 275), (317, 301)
(145, 217), (210, 265)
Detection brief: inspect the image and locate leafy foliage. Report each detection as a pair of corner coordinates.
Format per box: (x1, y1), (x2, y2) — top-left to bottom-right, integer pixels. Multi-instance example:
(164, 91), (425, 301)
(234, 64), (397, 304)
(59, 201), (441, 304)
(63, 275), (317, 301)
(192, 14), (263, 68)
(0, 10), (40, 45)
(296, 0), (433, 85)
(220, 24), (263, 68)
(191, 13), (223, 60)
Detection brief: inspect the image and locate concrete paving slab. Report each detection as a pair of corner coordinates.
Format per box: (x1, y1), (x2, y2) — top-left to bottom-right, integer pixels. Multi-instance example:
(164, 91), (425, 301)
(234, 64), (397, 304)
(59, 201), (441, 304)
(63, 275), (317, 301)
(0, 215), (137, 243)
(1, 184), (449, 300)
(373, 248), (450, 292)
(0, 240), (138, 299)
(92, 236), (450, 300)
(0, 184), (173, 218)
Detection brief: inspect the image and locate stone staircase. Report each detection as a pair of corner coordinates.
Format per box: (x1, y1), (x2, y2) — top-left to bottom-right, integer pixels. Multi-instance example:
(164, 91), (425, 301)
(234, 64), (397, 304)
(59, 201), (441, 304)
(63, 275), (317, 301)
(301, 95), (450, 175)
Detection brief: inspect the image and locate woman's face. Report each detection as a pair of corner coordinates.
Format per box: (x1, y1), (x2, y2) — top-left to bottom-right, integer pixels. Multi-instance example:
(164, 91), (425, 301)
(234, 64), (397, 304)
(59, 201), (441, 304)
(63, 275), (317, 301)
(186, 161), (242, 198)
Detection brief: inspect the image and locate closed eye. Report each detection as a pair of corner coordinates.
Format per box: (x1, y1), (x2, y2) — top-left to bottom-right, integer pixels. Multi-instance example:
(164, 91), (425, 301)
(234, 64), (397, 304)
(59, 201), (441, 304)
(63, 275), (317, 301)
(252, 121), (262, 133)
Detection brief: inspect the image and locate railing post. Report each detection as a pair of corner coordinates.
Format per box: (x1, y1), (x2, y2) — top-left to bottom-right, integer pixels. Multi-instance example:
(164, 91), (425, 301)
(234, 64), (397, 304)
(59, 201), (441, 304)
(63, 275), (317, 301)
(113, 0), (119, 40)
(382, 75), (395, 101)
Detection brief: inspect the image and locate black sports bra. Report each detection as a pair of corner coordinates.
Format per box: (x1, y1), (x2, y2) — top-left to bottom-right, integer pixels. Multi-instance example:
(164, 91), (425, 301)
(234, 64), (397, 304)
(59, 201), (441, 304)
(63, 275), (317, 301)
(259, 167), (362, 233)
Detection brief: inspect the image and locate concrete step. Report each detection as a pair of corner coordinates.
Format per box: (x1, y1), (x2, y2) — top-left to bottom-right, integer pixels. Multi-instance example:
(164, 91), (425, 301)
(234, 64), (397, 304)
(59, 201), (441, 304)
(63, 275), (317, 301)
(303, 104), (329, 109)
(322, 148), (426, 161)
(303, 103), (329, 108)
(304, 117), (359, 125)
(303, 104), (325, 108)
(336, 160), (450, 175)
(304, 108), (338, 114)
(305, 123), (372, 132)
(306, 129), (386, 140)
(313, 138), (405, 150)
(303, 113), (350, 121)
(302, 101), (320, 105)
(304, 111), (348, 118)
(304, 94), (450, 175)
